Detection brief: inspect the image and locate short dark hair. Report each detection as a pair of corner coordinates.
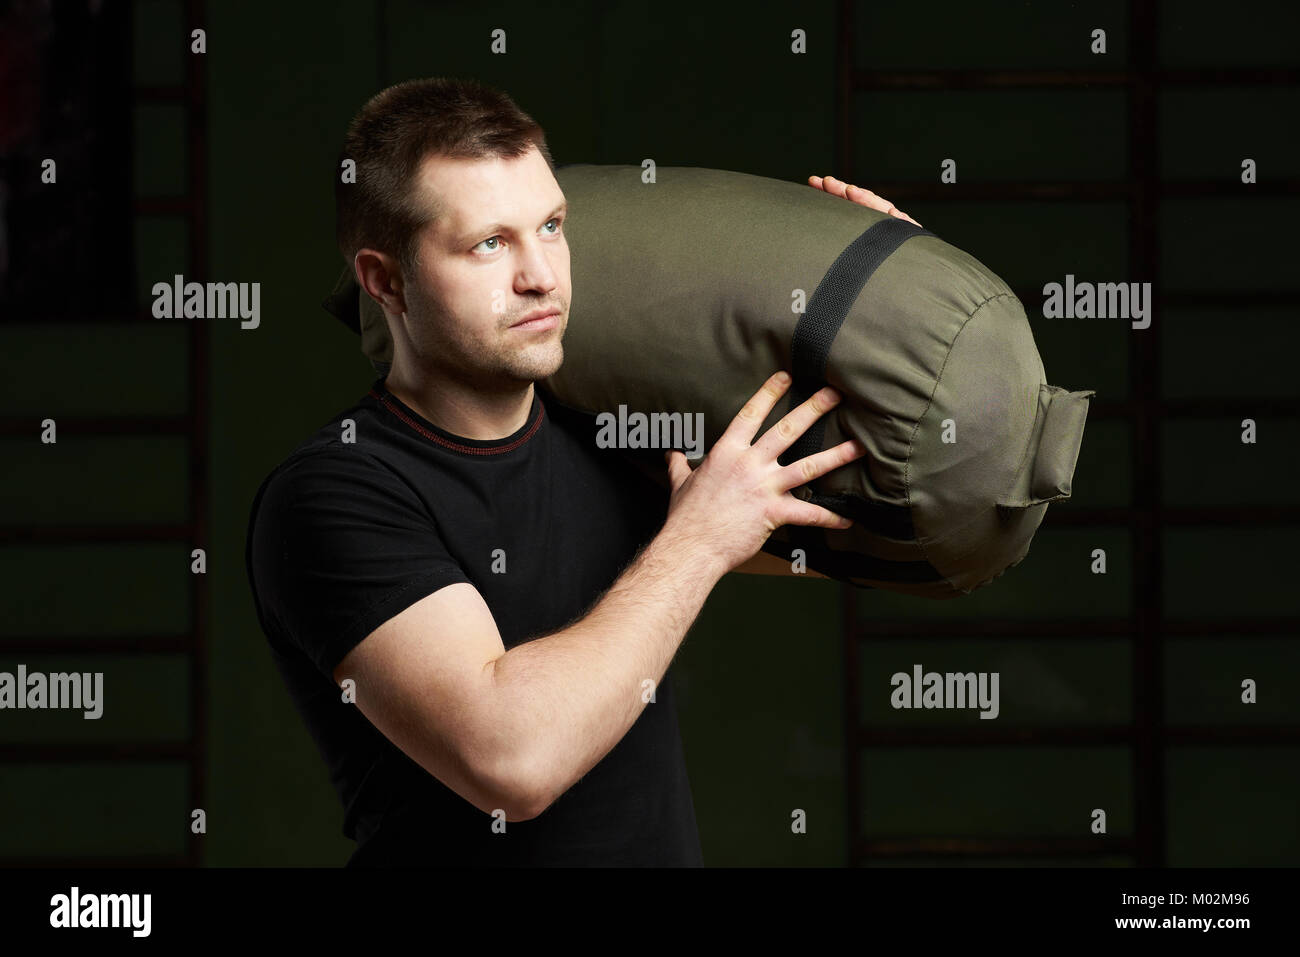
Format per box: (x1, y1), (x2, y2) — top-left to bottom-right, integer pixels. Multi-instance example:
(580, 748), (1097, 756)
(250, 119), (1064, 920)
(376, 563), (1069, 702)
(334, 77), (553, 271)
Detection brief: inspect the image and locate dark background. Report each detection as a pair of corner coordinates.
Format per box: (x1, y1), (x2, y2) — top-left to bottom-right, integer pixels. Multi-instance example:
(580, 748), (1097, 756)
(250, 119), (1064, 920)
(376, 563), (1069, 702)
(0, 0), (1296, 866)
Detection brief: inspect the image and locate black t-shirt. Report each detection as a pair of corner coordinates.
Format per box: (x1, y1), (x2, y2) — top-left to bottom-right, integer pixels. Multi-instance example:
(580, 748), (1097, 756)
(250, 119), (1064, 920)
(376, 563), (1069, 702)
(244, 377), (702, 866)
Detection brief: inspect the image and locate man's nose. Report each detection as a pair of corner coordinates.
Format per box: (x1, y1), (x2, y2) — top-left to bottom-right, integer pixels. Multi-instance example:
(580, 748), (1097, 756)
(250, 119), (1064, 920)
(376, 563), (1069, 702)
(514, 237), (560, 294)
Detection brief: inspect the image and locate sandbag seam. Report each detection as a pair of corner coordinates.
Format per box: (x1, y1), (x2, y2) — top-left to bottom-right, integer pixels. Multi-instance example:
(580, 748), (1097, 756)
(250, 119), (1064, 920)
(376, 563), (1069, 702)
(902, 291), (1020, 594)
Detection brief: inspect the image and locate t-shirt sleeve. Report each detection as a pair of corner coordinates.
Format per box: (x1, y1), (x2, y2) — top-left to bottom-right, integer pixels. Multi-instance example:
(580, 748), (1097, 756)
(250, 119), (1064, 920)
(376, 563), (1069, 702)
(246, 449), (471, 679)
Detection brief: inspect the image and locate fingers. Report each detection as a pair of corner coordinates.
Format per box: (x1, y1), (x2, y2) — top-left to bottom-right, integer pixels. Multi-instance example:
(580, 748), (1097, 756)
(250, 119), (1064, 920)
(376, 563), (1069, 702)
(812, 175), (924, 228)
(664, 449), (693, 490)
(819, 175), (852, 200)
(776, 438), (868, 493)
(719, 371), (794, 447)
(751, 385), (842, 460)
(779, 497), (854, 530)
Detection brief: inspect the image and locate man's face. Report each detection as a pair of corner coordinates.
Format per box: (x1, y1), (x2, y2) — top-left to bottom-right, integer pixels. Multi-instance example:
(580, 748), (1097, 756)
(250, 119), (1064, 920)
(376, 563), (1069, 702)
(397, 145), (570, 393)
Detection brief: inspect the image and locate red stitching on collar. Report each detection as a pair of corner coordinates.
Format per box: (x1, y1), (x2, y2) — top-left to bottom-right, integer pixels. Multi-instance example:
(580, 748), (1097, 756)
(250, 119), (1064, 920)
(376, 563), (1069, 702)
(368, 389), (544, 455)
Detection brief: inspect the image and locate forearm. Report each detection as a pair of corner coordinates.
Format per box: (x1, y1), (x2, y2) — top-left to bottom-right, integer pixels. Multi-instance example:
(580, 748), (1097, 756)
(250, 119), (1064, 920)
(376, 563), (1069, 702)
(485, 519), (724, 814)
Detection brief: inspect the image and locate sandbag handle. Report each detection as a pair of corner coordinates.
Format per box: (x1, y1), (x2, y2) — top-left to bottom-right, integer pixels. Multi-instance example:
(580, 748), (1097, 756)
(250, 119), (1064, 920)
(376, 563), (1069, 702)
(997, 384), (1096, 509)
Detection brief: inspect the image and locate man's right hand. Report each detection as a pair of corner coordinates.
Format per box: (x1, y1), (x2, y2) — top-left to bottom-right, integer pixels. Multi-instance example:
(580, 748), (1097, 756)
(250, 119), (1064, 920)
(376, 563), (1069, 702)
(661, 371), (867, 576)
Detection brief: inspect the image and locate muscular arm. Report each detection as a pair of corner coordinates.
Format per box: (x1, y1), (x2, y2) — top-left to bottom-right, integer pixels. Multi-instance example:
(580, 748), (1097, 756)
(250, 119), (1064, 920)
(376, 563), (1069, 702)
(330, 512), (722, 816)
(333, 520), (723, 823)
(486, 522), (726, 814)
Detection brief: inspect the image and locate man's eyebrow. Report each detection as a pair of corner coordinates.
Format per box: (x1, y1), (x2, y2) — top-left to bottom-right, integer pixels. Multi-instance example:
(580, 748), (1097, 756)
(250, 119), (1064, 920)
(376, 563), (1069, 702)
(459, 201), (568, 244)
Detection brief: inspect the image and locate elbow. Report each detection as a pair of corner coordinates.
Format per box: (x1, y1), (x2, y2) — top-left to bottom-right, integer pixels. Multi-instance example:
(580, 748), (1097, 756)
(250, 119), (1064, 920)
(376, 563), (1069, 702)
(470, 664), (556, 821)
(506, 794), (547, 823)
(476, 746), (553, 823)
(509, 754), (560, 822)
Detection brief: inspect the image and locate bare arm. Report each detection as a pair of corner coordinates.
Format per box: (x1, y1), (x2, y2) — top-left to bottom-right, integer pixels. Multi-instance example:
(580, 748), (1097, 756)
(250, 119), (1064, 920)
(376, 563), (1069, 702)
(334, 528), (723, 823)
(484, 519), (726, 815)
(334, 372), (865, 820)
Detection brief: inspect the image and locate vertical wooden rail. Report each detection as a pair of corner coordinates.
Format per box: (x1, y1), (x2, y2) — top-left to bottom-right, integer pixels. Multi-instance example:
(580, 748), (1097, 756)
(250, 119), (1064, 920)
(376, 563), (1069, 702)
(1127, 0), (1165, 868)
(184, 0), (210, 867)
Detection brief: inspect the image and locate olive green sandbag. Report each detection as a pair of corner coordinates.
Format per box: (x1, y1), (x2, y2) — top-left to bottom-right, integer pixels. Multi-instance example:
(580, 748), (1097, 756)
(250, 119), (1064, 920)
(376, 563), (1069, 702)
(324, 164), (1094, 599)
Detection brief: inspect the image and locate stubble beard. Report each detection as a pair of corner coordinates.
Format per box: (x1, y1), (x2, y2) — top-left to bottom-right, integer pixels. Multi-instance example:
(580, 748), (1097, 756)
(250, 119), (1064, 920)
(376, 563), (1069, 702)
(406, 286), (567, 394)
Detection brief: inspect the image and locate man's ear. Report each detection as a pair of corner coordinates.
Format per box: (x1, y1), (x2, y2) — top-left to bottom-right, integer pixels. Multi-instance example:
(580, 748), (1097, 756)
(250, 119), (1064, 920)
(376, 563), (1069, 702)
(354, 248), (407, 319)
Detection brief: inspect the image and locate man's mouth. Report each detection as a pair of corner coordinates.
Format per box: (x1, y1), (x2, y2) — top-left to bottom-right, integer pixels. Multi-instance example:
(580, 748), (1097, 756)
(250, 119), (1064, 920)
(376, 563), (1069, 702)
(510, 308), (562, 331)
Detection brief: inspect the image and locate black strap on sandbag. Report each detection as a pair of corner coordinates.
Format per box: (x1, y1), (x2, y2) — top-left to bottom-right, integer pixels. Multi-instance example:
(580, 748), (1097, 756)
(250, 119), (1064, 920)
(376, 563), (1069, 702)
(778, 217), (934, 548)
(759, 536), (945, 585)
(810, 490), (916, 541)
(780, 216), (934, 471)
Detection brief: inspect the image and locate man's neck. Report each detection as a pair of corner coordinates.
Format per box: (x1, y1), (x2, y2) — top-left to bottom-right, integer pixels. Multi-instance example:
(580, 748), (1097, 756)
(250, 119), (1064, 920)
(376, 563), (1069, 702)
(384, 366), (536, 441)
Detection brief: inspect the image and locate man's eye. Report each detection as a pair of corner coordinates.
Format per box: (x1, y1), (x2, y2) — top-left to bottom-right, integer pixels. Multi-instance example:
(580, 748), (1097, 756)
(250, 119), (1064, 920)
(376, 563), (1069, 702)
(475, 220), (560, 253)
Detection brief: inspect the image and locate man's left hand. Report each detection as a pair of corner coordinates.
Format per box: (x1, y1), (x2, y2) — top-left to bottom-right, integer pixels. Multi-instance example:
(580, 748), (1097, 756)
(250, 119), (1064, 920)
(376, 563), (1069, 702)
(808, 175), (923, 228)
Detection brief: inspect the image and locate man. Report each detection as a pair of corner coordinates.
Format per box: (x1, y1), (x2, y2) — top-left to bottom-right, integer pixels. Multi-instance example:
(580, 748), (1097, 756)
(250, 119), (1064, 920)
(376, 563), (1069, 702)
(245, 76), (911, 866)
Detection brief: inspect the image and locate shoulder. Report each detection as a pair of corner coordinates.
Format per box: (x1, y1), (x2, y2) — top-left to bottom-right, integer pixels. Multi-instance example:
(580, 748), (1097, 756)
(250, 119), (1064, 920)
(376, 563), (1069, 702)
(251, 384), (426, 512)
(246, 381), (441, 556)
(249, 443), (431, 542)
